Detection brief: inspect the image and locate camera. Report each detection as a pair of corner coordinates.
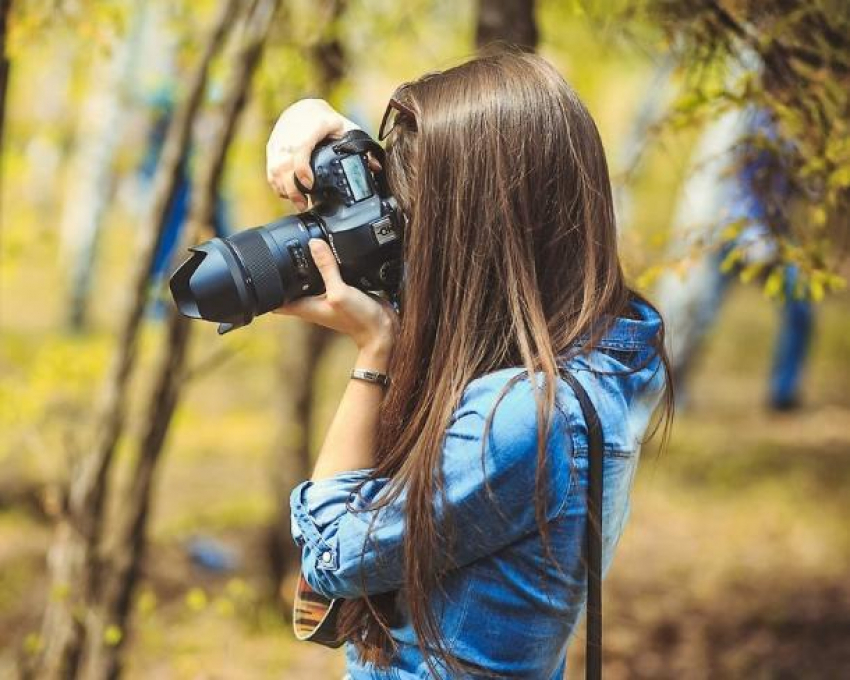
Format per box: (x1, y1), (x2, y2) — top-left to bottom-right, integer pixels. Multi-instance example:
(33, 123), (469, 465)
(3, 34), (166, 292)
(169, 130), (404, 334)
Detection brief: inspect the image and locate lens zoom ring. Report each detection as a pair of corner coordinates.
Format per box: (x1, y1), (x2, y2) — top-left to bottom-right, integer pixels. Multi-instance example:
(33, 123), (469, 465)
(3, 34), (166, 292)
(232, 230), (285, 313)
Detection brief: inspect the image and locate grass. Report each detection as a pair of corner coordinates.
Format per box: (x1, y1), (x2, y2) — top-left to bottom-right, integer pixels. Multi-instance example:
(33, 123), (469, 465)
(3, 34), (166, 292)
(1, 216), (849, 677)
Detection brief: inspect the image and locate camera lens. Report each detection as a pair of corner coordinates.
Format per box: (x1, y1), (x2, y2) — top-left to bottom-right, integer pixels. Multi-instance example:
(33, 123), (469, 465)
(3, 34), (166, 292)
(227, 229), (286, 310)
(170, 216), (309, 334)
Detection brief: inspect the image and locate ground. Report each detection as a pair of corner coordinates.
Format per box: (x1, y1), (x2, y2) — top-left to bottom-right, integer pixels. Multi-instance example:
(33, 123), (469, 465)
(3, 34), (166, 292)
(1, 280), (849, 679)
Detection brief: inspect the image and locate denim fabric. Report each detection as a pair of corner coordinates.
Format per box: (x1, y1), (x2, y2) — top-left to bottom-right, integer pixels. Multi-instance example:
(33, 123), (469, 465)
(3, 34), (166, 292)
(770, 266), (813, 407)
(290, 299), (666, 679)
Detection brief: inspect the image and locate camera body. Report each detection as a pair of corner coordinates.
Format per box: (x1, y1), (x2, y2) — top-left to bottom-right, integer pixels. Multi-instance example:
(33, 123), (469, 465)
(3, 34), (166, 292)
(170, 130), (404, 334)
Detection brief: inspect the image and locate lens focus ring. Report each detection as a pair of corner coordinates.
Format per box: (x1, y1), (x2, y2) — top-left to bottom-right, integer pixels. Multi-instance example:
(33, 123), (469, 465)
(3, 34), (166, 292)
(230, 229), (285, 313)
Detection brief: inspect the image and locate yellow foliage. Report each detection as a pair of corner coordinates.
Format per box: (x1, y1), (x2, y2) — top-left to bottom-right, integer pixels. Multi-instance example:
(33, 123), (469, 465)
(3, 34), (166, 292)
(213, 596), (236, 618)
(103, 624), (123, 647)
(185, 587), (208, 612)
(49, 581), (71, 603)
(137, 589), (157, 616)
(763, 267), (785, 300)
(23, 632), (44, 655)
(719, 248), (743, 274)
(739, 261), (766, 285)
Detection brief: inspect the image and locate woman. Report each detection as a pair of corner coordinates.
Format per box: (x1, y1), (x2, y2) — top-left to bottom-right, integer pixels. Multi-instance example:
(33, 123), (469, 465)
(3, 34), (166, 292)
(267, 51), (671, 679)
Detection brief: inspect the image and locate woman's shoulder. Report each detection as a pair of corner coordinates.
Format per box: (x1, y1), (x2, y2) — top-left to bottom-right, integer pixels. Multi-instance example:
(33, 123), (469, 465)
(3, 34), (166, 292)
(457, 367), (539, 418)
(457, 296), (664, 406)
(452, 367), (571, 448)
(448, 369), (575, 502)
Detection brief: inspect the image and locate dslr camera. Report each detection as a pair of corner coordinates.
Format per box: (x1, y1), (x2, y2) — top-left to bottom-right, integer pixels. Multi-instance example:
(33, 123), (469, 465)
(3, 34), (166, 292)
(170, 130), (404, 334)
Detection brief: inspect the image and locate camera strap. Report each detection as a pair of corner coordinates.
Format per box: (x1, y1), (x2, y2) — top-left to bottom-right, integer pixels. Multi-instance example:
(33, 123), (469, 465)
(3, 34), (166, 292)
(560, 370), (604, 680)
(332, 129), (385, 160)
(333, 130), (391, 196)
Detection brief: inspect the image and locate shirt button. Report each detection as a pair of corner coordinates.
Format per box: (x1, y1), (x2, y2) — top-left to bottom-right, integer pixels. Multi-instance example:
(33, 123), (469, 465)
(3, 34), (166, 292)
(322, 551), (332, 564)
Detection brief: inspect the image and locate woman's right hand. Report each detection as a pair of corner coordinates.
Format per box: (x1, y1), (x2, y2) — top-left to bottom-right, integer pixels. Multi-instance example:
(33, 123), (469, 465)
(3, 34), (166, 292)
(266, 98), (360, 211)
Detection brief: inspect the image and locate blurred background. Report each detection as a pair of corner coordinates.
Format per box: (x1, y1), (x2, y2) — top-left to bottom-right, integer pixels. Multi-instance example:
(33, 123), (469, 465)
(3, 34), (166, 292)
(1, 0), (849, 678)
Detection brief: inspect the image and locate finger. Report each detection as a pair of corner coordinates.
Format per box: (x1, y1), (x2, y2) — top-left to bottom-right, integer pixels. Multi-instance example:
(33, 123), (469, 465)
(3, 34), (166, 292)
(268, 167), (288, 198)
(289, 114), (344, 187)
(281, 168), (307, 211)
(308, 239), (344, 295)
(293, 147), (314, 191)
(274, 295), (333, 324)
(266, 134), (289, 197)
(267, 151), (294, 198)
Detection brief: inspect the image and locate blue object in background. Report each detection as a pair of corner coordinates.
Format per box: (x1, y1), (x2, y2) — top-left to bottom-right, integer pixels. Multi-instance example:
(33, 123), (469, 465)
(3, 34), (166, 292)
(140, 91), (232, 304)
(770, 266), (814, 409)
(186, 536), (239, 573)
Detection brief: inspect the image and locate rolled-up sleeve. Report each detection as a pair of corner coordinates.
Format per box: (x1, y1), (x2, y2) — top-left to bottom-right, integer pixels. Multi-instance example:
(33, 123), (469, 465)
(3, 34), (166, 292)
(291, 470), (387, 570)
(291, 467), (402, 599)
(289, 372), (573, 601)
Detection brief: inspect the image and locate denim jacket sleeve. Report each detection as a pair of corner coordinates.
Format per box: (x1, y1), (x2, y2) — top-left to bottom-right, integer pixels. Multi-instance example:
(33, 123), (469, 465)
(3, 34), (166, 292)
(290, 371), (573, 600)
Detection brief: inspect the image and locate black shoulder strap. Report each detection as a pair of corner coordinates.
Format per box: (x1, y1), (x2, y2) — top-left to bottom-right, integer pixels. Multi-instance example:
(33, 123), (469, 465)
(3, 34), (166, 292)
(561, 371), (603, 680)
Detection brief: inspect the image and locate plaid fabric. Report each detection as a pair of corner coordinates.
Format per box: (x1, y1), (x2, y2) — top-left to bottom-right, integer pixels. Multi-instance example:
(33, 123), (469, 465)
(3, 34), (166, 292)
(293, 574), (345, 648)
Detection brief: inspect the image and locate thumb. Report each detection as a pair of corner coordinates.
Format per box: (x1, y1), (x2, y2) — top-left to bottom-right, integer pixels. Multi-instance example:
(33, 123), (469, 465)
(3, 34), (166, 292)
(309, 239), (344, 293)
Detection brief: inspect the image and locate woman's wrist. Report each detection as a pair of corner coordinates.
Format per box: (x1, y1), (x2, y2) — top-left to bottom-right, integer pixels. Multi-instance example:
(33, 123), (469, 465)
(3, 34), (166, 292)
(355, 337), (393, 371)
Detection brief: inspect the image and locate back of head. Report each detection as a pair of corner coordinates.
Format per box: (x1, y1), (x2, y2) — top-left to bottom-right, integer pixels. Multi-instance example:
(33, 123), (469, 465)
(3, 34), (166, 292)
(384, 50), (628, 392)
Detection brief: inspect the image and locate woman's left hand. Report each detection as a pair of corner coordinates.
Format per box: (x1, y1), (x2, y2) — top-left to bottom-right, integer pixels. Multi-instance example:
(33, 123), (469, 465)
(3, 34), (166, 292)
(274, 239), (399, 354)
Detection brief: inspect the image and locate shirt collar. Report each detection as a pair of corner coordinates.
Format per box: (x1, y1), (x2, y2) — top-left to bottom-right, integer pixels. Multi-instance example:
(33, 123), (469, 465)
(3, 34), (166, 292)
(576, 297), (662, 351)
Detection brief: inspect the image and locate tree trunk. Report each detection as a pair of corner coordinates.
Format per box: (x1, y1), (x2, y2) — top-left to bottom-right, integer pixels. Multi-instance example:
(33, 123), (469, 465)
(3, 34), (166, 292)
(79, 1), (280, 677)
(61, 0), (147, 331)
(269, 0), (349, 607)
(475, 0), (538, 52)
(30, 1), (242, 678)
(310, 0), (348, 93)
(0, 0), (13, 226)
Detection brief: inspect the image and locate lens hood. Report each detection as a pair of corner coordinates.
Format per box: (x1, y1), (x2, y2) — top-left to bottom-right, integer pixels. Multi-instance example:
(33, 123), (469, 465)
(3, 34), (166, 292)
(169, 239), (255, 334)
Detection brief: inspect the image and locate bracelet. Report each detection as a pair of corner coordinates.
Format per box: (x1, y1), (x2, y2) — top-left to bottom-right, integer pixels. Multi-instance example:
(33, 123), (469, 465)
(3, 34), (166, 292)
(350, 368), (391, 388)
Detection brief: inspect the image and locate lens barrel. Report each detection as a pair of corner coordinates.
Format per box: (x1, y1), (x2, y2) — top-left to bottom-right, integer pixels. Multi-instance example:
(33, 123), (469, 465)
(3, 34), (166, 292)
(170, 216), (309, 334)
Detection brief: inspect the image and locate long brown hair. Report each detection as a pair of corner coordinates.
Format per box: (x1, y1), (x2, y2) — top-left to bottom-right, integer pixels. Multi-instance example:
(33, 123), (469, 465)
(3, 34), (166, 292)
(337, 49), (672, 674)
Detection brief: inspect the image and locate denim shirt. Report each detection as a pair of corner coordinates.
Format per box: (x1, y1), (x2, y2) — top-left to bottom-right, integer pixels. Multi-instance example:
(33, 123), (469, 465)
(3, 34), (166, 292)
(290, 299), (666, 679)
